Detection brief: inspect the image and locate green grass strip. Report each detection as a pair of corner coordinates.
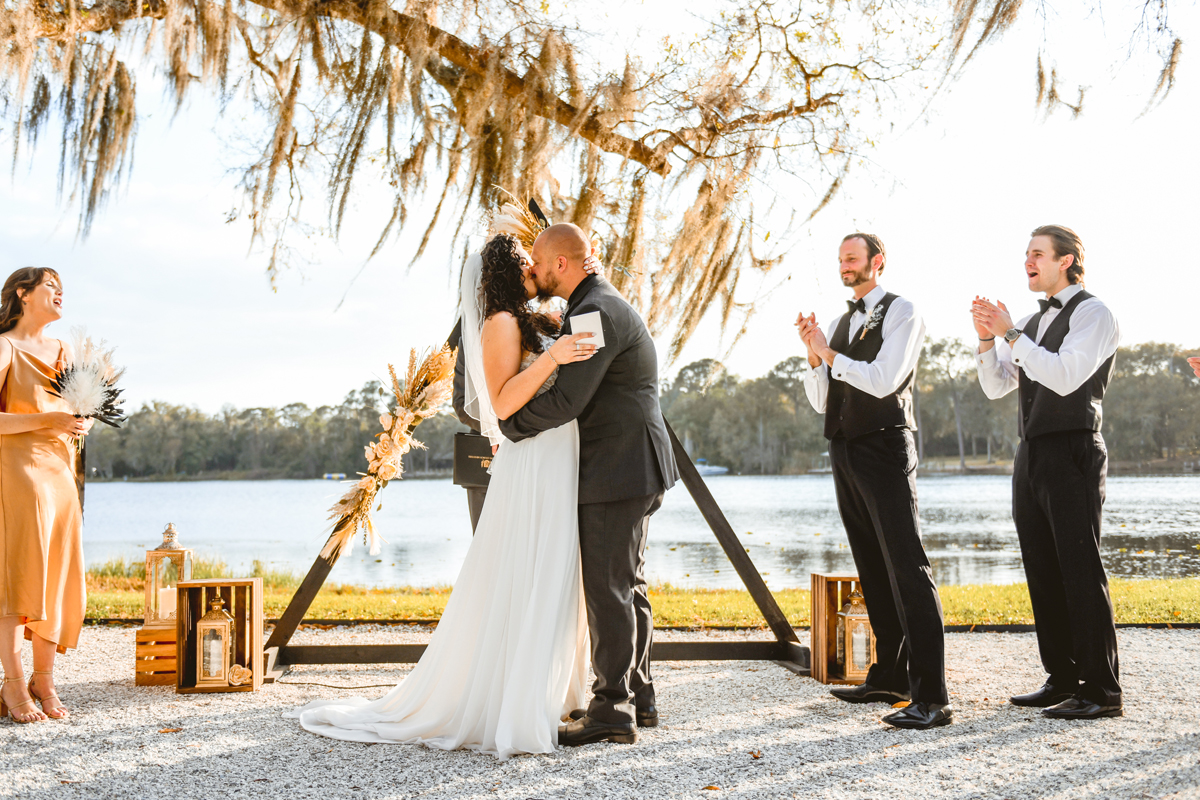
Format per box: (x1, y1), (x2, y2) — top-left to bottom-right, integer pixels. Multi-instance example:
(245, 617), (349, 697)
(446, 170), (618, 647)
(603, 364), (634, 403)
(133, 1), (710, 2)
(85, 578), (1200, 627)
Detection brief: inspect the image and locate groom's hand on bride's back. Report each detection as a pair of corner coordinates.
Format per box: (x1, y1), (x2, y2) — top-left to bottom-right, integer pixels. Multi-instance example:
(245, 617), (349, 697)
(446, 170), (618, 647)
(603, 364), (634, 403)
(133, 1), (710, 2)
(548, 333), (599, 366)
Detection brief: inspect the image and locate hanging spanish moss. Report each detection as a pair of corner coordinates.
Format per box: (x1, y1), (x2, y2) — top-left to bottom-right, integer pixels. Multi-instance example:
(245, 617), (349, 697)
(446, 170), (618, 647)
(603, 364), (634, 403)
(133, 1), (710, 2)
(1, 1), (1185, 359)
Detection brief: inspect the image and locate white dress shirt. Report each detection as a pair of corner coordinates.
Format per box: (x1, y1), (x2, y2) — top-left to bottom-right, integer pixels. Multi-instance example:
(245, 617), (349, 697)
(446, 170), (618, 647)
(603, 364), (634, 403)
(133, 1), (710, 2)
(804, 285), (927, 413)
(976, 284), (1120, 399)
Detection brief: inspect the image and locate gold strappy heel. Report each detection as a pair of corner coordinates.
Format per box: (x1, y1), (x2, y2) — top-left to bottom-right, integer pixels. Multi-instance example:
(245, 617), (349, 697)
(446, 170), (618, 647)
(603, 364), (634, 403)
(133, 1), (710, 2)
(28, 671), (68, 720)
(1, 675), (46, 723)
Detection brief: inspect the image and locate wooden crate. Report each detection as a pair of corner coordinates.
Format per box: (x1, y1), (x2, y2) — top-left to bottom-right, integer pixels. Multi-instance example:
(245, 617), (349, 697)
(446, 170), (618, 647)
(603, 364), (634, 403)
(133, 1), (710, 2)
(135, 627), (178, 686)
(810, 573), (864, 685)
(176, 578), (263, 694)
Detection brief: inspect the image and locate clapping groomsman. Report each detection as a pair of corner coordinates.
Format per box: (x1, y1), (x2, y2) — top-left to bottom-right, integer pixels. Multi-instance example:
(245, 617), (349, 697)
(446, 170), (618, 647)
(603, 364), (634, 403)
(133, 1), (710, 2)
(973, 225), (1123, 720)
(796, 233), (951, 730)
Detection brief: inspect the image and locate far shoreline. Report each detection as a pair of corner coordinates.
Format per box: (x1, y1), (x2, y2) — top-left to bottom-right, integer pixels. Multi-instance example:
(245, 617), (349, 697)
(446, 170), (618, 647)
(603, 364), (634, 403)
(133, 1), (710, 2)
(85, 465), (1199, 482)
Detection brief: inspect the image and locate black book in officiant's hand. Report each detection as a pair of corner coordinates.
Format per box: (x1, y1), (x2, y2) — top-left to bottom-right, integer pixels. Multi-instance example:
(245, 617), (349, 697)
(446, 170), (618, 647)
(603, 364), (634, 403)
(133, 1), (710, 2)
(453, 432), (493, 487)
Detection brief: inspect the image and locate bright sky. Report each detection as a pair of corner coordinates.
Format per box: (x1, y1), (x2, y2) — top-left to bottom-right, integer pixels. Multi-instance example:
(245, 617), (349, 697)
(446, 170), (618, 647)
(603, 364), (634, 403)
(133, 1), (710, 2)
(2, 2), (1197, 413)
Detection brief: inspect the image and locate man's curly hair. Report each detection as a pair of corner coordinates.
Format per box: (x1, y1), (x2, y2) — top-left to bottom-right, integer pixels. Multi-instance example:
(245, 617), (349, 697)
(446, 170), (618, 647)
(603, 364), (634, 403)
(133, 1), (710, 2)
(480, 233), (559, 354)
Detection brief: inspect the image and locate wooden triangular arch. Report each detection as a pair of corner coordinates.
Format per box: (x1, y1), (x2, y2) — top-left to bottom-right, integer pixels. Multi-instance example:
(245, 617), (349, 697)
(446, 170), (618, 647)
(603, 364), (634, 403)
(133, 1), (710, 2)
(263, 332), (809, 679)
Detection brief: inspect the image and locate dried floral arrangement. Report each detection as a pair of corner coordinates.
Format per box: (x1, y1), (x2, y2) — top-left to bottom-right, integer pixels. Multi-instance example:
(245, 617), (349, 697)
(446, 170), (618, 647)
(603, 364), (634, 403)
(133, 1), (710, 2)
(47, 327), (127, 452)
(320, 344), (456, 561)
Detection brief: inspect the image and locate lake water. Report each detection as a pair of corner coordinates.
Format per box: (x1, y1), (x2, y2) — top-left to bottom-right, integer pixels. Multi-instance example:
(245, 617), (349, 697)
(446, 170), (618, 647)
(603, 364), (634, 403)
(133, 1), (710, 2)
(82, 474), (1200, 590)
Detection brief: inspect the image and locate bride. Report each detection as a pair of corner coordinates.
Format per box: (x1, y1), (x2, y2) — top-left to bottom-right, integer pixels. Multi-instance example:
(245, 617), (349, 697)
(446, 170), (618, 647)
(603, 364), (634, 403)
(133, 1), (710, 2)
(285, 231), (599, 759)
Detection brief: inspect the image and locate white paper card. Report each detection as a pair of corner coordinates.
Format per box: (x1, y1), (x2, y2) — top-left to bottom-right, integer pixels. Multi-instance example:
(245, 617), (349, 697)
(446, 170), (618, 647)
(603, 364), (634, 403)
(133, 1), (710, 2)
(568, 311), (606, 348)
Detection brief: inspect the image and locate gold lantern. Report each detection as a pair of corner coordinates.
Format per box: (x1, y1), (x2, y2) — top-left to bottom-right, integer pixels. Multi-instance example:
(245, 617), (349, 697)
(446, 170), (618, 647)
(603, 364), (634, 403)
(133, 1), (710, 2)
(144, 523), (193, 629)
(196, 597), (234, 687)
(836, 590), (876, 682)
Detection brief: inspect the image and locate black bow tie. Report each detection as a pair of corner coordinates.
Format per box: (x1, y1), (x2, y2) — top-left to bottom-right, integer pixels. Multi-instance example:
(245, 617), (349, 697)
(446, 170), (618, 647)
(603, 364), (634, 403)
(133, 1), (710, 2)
(1038, 297), (1063, 314)
(847, 299), (866, 315)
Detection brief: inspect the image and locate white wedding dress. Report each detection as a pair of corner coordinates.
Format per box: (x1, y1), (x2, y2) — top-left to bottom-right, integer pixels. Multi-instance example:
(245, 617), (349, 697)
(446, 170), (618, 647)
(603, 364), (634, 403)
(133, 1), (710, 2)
(286, 347), (589, 760)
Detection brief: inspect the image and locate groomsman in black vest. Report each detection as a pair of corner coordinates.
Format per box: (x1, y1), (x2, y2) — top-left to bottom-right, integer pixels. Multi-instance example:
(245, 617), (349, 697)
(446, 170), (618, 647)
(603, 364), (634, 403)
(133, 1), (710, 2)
(796, 233), (951, 730)
(973, 225), (1122, 719)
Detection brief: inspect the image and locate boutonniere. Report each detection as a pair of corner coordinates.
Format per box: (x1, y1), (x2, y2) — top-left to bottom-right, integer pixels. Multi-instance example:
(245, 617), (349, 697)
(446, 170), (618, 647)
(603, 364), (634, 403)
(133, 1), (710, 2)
(859, 304), (884, 340)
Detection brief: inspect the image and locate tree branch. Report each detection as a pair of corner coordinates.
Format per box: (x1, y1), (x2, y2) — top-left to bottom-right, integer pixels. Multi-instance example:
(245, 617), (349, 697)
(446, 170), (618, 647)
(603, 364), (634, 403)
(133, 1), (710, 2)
(30, 0), (168, 40)
(255, 0), (673, 176)
(28, 0), (673, 175)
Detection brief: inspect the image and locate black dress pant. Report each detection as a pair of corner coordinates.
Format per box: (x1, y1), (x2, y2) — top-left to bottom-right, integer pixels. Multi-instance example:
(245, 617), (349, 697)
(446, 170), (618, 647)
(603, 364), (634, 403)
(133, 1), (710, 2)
(830, 428), (948, 705)
(1013, 431), (1121, 705)
(579, 491), (664, 725)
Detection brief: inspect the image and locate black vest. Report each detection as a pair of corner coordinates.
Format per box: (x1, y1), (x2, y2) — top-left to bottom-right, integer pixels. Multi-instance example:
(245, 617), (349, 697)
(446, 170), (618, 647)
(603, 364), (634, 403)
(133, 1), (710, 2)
(1017, 290), (1116, 440)
(823, 292), (917, 440)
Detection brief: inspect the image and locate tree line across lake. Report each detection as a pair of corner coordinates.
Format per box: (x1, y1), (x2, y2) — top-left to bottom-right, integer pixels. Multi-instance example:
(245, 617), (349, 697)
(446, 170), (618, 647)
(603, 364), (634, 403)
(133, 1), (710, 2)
(87, 339), (1199, 481)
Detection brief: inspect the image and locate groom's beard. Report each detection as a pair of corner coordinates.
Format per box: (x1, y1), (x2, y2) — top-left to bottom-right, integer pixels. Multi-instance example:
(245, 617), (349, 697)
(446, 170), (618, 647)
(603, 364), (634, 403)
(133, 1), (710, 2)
(534, 273), (558, 300)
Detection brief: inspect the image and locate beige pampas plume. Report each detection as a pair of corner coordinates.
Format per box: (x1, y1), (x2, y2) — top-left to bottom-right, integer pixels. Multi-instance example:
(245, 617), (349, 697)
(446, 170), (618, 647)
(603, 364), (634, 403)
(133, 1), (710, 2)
(320, 343), (456, 562)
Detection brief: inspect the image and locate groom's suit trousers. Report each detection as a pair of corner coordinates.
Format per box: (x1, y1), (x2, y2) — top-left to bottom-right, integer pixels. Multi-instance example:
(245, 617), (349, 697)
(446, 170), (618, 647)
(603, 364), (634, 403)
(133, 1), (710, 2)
(579, 491), (664, 726)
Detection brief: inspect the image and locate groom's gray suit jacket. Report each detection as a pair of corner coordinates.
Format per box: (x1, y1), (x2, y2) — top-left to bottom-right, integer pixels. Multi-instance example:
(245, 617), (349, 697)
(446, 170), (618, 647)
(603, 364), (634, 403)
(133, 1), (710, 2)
(498, 274), (678, 503)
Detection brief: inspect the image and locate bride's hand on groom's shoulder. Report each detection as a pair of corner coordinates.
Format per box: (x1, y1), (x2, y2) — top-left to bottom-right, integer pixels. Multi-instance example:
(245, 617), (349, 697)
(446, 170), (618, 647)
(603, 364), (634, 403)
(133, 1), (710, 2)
(548, 333), (599, 366)
(584, 254), (603, 275)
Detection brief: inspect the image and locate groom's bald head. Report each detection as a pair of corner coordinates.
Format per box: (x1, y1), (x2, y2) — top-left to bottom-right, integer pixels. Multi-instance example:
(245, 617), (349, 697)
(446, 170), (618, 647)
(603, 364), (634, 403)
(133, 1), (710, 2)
(531, 223), (591, 300)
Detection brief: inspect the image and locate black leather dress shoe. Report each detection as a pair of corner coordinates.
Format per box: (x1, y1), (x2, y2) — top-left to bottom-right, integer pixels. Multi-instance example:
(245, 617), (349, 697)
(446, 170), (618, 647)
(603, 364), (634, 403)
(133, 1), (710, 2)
(1010, 683), (1077, 708)
(1042, 696), (1123, 720)
(558, 716), (638, 746)
(830, 683), (911, 705)
(569, 706), (659, 728)
(882, 702), (953, 730)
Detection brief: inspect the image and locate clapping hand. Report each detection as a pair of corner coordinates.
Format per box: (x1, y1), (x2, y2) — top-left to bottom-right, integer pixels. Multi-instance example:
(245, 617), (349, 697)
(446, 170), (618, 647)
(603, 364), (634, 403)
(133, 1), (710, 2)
(971, 297), (1015, 340)
(1188, 356), (1200, 378)
(795, 312), (828, 367)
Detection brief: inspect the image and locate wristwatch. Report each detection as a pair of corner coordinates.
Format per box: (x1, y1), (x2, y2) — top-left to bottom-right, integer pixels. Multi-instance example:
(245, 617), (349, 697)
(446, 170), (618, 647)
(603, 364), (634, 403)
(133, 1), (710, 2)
(1004, 328), (1022, 344)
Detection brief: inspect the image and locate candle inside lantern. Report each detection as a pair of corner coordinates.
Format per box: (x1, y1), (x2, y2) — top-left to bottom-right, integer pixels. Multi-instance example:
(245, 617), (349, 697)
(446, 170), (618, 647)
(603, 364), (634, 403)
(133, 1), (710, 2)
(852, 624), (869, 671)
(202, 630), (222, 678)
(158, 587), (176, 618)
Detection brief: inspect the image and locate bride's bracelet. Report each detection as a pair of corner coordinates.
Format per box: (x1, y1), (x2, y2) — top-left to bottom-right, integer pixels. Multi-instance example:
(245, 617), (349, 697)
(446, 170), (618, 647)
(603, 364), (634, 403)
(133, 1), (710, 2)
(547, 350), (560, 366)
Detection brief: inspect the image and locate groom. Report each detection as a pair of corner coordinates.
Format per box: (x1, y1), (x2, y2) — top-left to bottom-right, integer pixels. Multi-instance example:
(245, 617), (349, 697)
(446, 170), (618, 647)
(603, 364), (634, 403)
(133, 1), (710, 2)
(499, 223), (678, 746)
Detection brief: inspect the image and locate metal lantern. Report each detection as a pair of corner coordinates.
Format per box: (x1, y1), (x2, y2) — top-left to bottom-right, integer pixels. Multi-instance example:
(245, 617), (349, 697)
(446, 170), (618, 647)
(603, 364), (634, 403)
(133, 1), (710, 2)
(196, 597), (234, 687)
(144, 523), (193, 629)
(836, 590), (876, 682)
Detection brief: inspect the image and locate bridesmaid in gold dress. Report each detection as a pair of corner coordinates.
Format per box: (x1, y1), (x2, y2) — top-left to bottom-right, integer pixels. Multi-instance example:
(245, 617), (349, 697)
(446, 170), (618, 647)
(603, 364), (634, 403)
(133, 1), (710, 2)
(0, 267), (91, 723)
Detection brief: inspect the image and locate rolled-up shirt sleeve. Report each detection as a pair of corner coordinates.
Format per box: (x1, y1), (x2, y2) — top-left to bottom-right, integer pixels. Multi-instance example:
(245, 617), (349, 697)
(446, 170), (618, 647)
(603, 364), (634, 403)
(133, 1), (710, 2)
(829, 299), (926, 399)
(1008, 301), (1120, 397)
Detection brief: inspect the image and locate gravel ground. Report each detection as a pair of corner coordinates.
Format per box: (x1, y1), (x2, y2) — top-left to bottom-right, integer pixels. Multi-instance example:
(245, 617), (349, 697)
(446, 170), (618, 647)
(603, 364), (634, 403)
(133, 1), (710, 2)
(2, 625), (1197, 800)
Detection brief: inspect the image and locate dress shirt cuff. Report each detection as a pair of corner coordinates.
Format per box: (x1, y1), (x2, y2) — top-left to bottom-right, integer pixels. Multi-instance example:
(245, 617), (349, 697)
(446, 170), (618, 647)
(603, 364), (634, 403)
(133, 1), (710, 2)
(1009, 334), (1035, 365)
(830, 353), (854, 380)
(806, 362), (829, 380)
(976, 346), (998, 368)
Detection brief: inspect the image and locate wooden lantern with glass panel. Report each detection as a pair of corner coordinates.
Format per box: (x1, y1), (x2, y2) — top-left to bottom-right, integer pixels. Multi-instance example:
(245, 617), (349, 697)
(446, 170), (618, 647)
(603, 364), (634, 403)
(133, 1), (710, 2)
(135, 523), (193, 686)
(810, 573), (876, 685)
(176, 578), (263, 693)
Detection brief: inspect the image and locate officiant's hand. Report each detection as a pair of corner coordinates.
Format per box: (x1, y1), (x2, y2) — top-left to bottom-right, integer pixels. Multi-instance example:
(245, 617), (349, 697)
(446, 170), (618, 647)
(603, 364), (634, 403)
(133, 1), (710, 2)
(548, 333), (599, 365)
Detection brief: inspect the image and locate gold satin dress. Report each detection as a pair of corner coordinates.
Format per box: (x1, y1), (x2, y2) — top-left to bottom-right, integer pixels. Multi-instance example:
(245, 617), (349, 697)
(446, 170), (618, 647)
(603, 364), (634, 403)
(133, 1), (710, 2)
(0, 340), (85, 652)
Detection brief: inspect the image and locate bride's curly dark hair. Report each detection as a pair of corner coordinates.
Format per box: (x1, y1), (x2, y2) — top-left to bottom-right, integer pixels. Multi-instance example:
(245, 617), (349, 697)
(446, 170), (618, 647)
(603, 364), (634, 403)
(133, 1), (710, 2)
(480, 233), (559, 354)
